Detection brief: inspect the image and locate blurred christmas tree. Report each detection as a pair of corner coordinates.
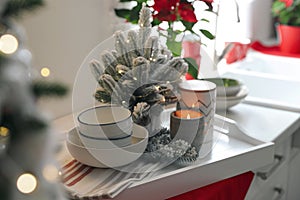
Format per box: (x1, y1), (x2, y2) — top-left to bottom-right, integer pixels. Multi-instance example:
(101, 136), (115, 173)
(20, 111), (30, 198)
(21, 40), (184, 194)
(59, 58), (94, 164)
(0, 0), (67, 199)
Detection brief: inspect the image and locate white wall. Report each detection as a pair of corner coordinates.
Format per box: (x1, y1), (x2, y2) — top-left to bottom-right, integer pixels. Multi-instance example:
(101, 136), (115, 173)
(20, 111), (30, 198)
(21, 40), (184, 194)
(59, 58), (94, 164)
(20, 0), (118, 119)
(19, 0), (274, 119)
(217, 0), (273, 42)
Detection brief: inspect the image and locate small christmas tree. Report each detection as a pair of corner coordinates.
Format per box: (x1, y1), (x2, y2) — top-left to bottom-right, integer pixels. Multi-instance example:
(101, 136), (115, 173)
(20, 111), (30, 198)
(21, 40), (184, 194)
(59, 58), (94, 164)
(90, 6), (188, 135)
(0, 1), (67, 199)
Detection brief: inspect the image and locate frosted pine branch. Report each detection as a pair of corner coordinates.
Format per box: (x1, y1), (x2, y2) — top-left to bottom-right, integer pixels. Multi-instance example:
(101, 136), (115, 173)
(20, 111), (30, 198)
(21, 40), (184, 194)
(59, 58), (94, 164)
(138, 5), (151, 28)
(89, 59), (104, 81)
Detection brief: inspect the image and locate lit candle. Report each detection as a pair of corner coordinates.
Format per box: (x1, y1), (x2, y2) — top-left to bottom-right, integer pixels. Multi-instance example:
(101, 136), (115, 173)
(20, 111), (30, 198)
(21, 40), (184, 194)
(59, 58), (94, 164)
(170, 110), (205, 152)
(175, 109), (202, 119)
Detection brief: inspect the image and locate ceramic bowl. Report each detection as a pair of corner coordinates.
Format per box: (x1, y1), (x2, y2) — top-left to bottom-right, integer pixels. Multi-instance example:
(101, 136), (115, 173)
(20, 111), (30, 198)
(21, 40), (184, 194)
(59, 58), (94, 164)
(78, 128), (132, 149)
(66, 124), (148, 168)
(202, 78), (242, 97)
(216, 85), (249, 110)
(77, 105), (132, 139)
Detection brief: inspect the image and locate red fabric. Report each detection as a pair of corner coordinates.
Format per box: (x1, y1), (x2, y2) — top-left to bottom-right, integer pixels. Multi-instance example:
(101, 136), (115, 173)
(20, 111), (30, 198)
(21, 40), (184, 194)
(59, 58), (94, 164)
(168, 171), (254, 200)
(225, 43), (251, 64)
(251, 41), (300, 58)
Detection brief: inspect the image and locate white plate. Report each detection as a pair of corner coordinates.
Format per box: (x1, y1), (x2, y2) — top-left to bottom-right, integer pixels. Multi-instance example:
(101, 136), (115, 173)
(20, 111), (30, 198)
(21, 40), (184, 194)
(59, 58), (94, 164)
(216, 86), (249, 110)
(66, 124), (148, 168)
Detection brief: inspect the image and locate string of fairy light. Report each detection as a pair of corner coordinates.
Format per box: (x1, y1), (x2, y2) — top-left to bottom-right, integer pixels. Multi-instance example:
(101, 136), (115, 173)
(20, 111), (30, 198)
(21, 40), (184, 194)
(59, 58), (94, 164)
(1, 128), (59, 195)
(0, 33), (51, 78)
(0, 33), (18, 160)
(0, 31), (57, 198)
(0, 1), (68, 199)
(0, 34), (18, 54)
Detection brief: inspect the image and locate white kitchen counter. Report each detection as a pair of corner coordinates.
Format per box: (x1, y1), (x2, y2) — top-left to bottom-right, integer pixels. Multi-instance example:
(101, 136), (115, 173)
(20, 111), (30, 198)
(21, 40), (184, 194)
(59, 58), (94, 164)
(217, 49), (300, 199)
(50, 100), (300, 199)
(52, 90), (300, 199)
(222, 103), (300, 144)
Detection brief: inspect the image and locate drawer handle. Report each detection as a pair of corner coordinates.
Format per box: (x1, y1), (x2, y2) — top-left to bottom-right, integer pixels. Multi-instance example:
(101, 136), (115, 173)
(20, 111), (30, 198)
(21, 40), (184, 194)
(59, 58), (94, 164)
(256, 155), (284, 180)
(273, 187), (284, 200)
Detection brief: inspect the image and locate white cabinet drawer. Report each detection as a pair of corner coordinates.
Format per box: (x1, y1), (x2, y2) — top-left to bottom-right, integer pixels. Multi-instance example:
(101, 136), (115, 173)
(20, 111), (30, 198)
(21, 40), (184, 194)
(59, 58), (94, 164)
(274, 137), (291, 161)
(252, 137), (291, 181)
(245, 138), (291, 200)
(245, 161), (288, 200)
(287, 149), (300, 199)
(292, 128), (300, 148)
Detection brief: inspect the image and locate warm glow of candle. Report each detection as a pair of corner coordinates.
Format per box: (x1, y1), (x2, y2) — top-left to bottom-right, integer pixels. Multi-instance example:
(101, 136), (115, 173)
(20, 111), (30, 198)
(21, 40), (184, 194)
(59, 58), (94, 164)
(175, 110), (202, 119)
(187, 114), (191, 119)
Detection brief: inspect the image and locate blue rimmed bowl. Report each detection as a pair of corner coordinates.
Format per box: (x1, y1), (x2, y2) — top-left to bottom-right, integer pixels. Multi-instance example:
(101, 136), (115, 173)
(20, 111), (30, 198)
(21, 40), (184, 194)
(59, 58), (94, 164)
(77, 105), (133, 139)
(78, 128), (132, 148)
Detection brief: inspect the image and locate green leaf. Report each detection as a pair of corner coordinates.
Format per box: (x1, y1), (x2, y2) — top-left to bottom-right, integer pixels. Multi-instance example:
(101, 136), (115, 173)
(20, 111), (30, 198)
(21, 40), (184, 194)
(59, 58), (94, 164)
(137, 0), (148, 3)
(200, 18), (210, 23)
(114, 8), (131, 20)
(184, 57), (198, 79)
(200, 29), (215, 40)
(181, 20), (196, 32)
(294, 18), (300, 26)
(152, 18), (161, 26)
(166, 39), (182, 57)
(279, 10), (293, 24)
(272, 1), (286, 11)
(129, 3), (143, 24)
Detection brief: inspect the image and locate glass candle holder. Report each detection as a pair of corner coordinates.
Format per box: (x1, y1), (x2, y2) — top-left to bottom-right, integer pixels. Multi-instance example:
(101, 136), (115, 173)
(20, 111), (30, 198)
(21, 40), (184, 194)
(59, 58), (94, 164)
(170, 110), (205, 152)
(178, 80), (216, 157)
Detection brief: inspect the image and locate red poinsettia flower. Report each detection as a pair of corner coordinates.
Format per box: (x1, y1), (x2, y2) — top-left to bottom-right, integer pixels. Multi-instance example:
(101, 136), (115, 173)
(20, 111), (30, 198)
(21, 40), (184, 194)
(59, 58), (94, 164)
(279, 0), (293, 7)
(153, 0), (179, 22)
(153, 0), (179, 12)
(153, 11), (177, 22)
(178, 2), (197, 23)
(199, 0), (213, 3)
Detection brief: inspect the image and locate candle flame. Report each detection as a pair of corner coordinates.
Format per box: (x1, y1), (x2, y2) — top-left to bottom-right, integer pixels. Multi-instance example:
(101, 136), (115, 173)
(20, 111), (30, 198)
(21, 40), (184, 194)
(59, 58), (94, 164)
(187, 113), (191, 119)
(192, 103), (195, 108)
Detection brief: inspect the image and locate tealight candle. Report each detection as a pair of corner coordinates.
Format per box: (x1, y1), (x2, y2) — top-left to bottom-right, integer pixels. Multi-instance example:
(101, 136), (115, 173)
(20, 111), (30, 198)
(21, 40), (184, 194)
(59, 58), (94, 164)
(170, 110), (205, 152)
(178, 80), (217, 157)
(175, 109), (203, 119)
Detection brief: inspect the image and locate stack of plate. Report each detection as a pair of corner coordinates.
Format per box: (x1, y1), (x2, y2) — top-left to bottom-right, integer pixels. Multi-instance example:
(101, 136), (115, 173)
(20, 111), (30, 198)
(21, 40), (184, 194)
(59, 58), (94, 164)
(204, 78), (249, 110)
(66, 105), (149, 168)
(66, 124), (148, 168)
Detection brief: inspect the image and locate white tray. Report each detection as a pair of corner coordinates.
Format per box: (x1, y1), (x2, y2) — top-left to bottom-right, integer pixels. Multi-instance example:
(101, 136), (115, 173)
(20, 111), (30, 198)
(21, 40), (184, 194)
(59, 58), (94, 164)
(57, 113), (274, 200)
(111, 115), (274, 200)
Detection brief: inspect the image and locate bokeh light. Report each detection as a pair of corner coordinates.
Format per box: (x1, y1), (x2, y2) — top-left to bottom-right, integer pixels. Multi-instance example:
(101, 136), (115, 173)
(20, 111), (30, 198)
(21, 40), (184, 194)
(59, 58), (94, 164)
(40, 67), (50, 77)
(0, 34), (19, 54)
(42, 164), (59, 182)
(0, 126), (9, 137)
(16, 173), (38, 194)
